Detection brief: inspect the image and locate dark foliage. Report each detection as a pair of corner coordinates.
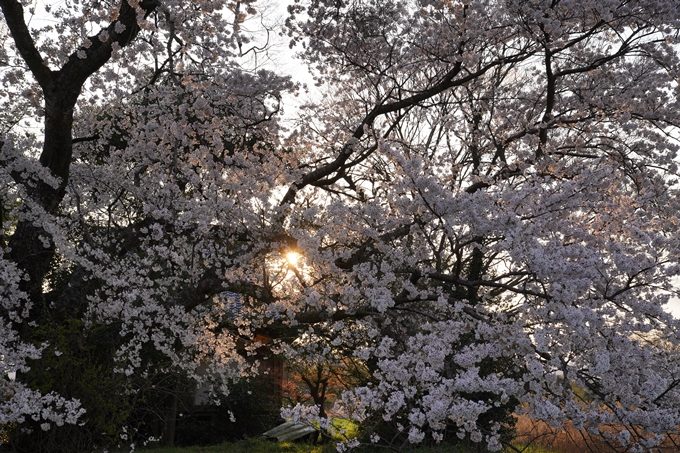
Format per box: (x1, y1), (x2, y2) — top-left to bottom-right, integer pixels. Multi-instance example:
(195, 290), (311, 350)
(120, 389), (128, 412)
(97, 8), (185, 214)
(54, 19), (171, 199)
(173, 378), (281, 446)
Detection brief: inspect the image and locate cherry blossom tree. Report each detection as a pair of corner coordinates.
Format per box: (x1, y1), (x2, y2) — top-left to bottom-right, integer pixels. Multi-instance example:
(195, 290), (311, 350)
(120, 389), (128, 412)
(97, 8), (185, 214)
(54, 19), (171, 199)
(279, 0), (680, 450)
(2, 0), (680, 452)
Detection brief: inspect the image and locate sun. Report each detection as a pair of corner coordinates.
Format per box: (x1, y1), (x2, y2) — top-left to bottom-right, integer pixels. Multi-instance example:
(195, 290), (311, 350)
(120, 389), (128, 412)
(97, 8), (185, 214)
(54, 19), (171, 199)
(285, 251), (301, 266)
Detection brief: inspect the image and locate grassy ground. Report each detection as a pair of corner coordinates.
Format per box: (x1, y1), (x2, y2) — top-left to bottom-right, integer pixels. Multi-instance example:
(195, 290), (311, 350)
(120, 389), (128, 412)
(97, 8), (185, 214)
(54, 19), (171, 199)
(128, 418), (558, 453)
(135, 438), (483, 453)
(135, 438), (336, 453)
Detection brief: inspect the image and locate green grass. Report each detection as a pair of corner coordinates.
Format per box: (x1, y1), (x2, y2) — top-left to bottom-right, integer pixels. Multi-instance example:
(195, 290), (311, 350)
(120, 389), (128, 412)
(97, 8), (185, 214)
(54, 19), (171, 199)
(326, 418), (360, 442)
(112, 418), (559, 453)
(131, 438), (531, 453)
(133, 438), (336, 453)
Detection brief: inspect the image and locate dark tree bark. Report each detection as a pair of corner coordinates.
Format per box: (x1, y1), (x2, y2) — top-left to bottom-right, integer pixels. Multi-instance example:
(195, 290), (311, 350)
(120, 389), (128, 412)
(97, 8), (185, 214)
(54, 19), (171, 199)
(0, 0), (161, 312)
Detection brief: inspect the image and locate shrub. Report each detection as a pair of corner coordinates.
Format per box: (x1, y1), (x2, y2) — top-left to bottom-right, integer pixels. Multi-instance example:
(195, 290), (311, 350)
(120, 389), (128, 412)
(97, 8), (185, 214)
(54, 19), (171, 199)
(6, 319), (131, 453)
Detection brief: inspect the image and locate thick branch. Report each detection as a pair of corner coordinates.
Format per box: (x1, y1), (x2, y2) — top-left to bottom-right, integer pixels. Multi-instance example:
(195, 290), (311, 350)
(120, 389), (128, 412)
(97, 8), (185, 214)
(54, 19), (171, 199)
(0, 0), (53, 87)
(280, 48), (536, 205)
(59, 0), (161, 99)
